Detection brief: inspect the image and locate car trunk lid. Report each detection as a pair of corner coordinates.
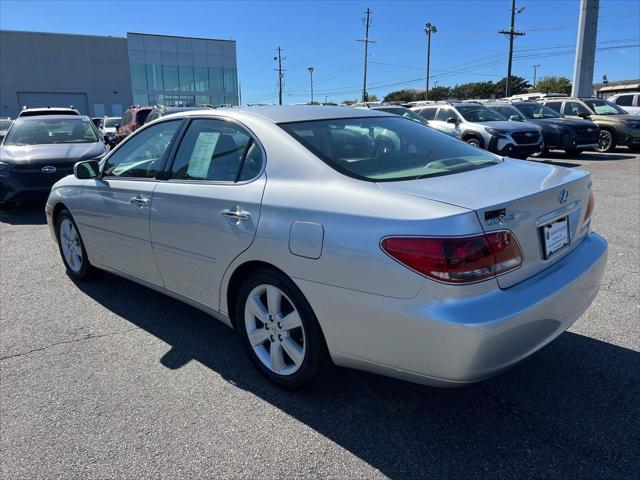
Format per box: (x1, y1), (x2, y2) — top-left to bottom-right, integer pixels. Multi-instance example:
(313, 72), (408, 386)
(377, 159), (593, 288)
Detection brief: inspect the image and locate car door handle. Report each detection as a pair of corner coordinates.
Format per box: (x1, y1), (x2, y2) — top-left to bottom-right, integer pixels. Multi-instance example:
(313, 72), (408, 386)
(221, 205), (251, 221)
(129, 195), (150, 208)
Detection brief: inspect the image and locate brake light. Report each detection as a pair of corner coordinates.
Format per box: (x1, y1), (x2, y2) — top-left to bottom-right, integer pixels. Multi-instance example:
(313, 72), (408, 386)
(381, 232), (523, 284)
(583, 191), (594, 227)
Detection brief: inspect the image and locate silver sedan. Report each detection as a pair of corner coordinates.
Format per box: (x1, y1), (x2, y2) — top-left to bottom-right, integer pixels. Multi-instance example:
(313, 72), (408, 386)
(45, 106), (607, 389)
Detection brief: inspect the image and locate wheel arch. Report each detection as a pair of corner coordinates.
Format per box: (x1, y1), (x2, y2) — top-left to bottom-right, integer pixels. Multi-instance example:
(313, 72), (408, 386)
(52, 201), (69, 229)
(224, 260), (293, 330)
(461, 130), (484, 148)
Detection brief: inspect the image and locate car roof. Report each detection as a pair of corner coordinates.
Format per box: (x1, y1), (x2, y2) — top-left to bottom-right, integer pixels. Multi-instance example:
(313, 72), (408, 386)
(164, 105), (393, 124)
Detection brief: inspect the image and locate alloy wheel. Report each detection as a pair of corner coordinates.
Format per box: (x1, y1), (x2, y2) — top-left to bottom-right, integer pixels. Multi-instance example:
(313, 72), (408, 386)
(60, 218), (83, 272)
(244, 284), (306, 376)
(597, 130), (613, 152)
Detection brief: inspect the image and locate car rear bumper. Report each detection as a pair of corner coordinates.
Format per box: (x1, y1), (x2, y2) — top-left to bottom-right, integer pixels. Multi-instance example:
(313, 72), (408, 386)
(297, 232), (607, 387)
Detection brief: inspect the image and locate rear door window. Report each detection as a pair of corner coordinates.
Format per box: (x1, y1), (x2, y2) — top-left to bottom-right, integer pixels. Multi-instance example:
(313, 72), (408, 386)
(170, 118), (263, 182)
(563, 101), (590, 116)
(435, 107), (457, 122)
(544, 102), (562, 113)
(417, 108), (436, 120)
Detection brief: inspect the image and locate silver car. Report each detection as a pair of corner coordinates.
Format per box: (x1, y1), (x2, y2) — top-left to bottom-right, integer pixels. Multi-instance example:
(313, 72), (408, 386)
(45, 106), (607, 389)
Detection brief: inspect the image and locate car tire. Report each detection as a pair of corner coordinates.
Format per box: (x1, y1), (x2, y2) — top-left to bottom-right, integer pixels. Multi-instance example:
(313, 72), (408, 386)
(564, 148), (583, 155)
(595, 129), (615, 153)
(55, 209), (97, 281)
(531, 140), (548, 158)
(235, 268), (328, 389)
(464, 136), (482, 148)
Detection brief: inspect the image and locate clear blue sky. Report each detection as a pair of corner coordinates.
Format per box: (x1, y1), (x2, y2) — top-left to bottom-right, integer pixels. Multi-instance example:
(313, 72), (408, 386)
(1, 0), (638, 104)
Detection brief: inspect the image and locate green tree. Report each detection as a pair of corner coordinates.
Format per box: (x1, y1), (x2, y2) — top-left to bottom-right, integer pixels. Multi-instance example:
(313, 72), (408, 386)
(534, 76), (572, 95)
(427, 86), (451, 101)
(384, 89), (420, 103)
(368, 94), (379, 102)
(341, 99), (358, 105)
(494, 76), (531, 97)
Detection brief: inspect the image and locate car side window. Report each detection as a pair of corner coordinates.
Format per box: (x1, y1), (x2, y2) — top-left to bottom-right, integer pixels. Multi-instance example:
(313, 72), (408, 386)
(563, 101), (590, 116)
(435, 107), (455, 122)
(545, 102), (562, 113)
(103, 120), (181, 178)
(418, 108), (436, 120)
(121, 111), (132, 126)
(614, 95), (633, 107)
(170, 118), (263, 182)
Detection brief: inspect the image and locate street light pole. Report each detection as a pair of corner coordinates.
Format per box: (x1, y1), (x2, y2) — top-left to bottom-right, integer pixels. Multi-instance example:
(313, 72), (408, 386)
(308, 67), (314, 104)
(533, 64), (541, 88)
(424, 22), (437, 101)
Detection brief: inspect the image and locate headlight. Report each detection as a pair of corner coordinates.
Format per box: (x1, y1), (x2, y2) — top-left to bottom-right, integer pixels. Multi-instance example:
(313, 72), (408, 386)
(485, 128), (509, 137)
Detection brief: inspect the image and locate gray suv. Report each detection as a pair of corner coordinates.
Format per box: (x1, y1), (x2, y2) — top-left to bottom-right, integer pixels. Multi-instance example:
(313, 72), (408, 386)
(412, 102), (542, 159)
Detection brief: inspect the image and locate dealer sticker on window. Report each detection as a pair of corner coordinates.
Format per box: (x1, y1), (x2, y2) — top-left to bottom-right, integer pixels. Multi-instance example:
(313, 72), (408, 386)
(541, 217), (570, 259)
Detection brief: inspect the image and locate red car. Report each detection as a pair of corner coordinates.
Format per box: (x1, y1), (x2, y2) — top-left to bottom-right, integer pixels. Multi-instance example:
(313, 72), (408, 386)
(115, 105), (152, 144)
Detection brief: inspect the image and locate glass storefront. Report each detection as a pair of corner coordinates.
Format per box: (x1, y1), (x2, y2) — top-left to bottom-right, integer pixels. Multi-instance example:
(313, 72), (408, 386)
(129, 63), (238, 107)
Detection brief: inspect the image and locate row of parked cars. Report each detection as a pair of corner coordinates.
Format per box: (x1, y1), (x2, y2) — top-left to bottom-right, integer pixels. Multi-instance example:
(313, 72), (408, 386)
(352, 93), (640, 156)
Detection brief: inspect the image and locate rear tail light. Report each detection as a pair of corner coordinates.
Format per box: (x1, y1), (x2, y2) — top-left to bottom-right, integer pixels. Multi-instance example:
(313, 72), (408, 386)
(582, 191), (594, 228)
(381, 232), (523, 284)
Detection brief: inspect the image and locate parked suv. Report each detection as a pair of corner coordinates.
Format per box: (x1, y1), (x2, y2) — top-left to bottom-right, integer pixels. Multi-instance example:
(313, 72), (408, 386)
(412, 102), (542, 158)
(486, 101), (599, 156)
(115, 105), (152, 144)
(539, 97), (640, 152)
(608, 92), (640, 115)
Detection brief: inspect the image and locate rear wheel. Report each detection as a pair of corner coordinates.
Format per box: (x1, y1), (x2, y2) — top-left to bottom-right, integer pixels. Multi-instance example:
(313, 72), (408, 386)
(531, 139), (548, 158)
(235, 269), (327, 389)
(55, 209), (97, 280)
(464, 136), (482, 148)
(595, 129), (615, 153)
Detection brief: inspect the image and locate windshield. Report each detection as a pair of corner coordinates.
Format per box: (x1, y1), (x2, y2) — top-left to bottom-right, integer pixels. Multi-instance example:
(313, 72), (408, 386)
(280, 116), (501, 182)
(377, 107), (428, 125)
(583, 99), (627, 115)
(104, 117), (120, 128)
(515, 103), (563, 119)
(0, 120), (12, 130)
(456, 105), (505, 122)
(4, 118), (98, 145)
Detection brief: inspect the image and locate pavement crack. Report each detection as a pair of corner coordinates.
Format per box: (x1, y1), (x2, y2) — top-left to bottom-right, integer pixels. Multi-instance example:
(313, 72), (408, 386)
(0, 327), (139, 362)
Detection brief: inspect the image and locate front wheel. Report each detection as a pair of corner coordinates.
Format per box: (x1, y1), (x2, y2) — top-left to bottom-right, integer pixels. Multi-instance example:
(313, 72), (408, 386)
(236, 269), (328, 389)
(531, 140), (548, 158)
(55, 209), (97, 280)
(464, 136), (482, 148)
(595, 129), (615, 153)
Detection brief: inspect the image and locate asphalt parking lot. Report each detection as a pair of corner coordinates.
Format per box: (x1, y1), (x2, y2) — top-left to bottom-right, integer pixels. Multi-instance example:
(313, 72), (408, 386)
(1, 149), (639, 479)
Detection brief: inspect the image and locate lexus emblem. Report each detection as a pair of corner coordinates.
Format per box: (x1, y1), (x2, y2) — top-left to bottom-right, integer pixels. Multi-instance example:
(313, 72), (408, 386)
(41, 166), (57, 174)
(525, 132), (532, 137)
(558, 188), (569, 204)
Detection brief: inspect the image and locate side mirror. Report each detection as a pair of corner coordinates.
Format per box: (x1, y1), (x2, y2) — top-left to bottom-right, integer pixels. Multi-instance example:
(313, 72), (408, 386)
(509, 115), (522, 122)
(446, 117), (458, 125)
(74, 160), (101, 179)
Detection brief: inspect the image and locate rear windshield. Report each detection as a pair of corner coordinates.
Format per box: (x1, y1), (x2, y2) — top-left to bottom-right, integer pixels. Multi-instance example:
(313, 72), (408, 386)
(136, 110), (151, 124)
(280, 116), (501, 182)
(4, 118), (98, 145)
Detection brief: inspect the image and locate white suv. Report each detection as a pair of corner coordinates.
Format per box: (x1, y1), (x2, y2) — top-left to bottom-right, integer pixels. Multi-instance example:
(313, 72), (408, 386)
(608, 92), (640, 115)
(412, 102), (543, 159)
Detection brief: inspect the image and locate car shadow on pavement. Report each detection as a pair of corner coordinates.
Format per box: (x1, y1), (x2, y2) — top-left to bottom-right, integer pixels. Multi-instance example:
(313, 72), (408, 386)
(75, 272), (640, 479)
(543, 150), (636, 162)
(0, 200), (47, 225)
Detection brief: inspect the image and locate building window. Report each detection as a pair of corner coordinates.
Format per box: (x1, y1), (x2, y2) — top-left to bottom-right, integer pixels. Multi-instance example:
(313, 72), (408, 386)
(163, 65), (179, 91)
(148, 94), (165, 106)
(179, 66), (195, 92)
(112, 104), (123, 116)
(93, 104), (106, 116)
(164, 95), (195, 107)
(130, 64), (147, 92)
(223, 68), (238, 105)
(209, 67), (224, 92)
(194, 67), (209, 92)
(133, 94), (148, 106)
(146, 64), (164, 91)
(195, 95), (211, 106)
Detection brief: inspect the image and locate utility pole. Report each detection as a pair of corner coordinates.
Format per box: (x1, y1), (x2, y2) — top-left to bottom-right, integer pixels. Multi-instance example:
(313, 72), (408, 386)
(357, 8), (373, 102)
(499, 0), (526, 97)
(572, 0), (599, 97)
(274, 47), (286, 105)
(532, 64), (541, 88)
(308, 67), (314, 104)
(424, 22), (437, 101)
